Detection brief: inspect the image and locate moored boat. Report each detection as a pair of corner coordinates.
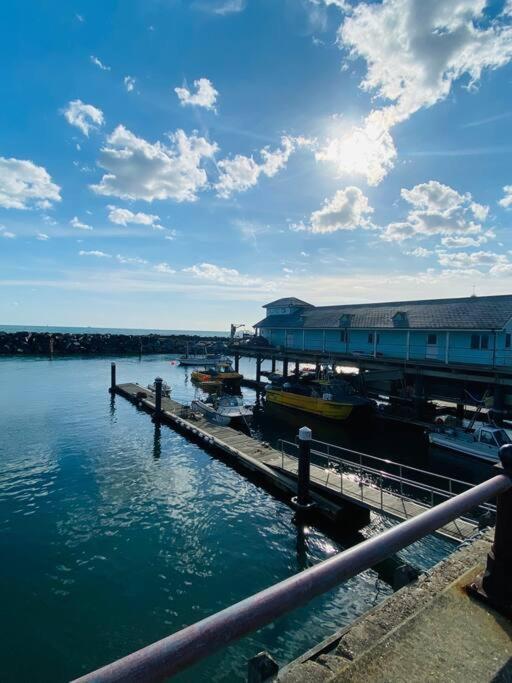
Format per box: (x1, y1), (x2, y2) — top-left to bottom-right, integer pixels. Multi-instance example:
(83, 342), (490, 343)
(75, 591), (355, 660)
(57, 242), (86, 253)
(191, 361), (243, 387)
(264, 375), (373, 421)
(191, 395), (253, 426)
(178, 342), (228, 366)
(427, 424), (511, 463)
(147, 380), (172, 397)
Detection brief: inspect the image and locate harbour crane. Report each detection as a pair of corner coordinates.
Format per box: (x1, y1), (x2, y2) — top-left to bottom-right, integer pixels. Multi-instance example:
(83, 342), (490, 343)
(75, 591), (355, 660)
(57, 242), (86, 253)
(230, 323), (245, 339)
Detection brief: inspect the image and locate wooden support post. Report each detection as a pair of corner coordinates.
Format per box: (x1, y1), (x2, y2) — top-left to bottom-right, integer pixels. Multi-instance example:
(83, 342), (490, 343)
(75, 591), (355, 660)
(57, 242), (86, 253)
(256, 356), (262, 384)
(154, 377), (163, 421)
(413, 373), (425, 418)
(110, 362), (116, 393)
(492, 384), (505, 426)
(469, 446), (512, 617)
(234, 353), (240, 373)
(292, 427), (314, 511)
(294, 361), (300, 376)
(456, 402), (464, 424)
(283, 359), (288, 377)
(315, 361), (320, 378)
(271, 357), (276, 373)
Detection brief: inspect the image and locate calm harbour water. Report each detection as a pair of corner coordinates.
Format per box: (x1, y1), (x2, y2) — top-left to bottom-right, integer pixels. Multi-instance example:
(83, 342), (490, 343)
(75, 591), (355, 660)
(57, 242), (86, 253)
(1, 354), (486, 683)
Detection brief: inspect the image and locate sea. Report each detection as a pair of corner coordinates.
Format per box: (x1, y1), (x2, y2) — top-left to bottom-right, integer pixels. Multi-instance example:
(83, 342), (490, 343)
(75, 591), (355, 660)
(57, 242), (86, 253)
(0, 354), (493, 682)
(0, 325), (229, 336)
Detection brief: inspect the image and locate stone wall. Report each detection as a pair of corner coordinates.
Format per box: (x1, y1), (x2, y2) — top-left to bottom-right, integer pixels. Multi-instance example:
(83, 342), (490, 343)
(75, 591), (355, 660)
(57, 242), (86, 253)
(0, 331), (228, 356)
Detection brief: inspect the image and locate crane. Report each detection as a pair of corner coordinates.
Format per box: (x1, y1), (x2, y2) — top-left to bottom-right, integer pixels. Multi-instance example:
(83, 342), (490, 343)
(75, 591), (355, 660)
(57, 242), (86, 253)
(230, 323), (245, 339)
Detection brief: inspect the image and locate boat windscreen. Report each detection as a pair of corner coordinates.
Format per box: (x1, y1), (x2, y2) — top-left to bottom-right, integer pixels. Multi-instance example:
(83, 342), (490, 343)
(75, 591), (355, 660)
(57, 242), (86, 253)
(495, 430), (511, 446)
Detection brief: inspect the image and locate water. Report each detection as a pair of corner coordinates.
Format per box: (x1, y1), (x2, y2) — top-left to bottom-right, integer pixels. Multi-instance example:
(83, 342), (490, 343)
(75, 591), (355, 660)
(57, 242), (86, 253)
(0, 355), (463, 682)
(0, 324), (228, 336)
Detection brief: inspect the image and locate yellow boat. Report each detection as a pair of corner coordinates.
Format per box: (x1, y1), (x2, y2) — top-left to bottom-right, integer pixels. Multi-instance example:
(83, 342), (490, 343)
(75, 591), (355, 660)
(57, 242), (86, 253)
(265, 376), (372, 421)
(265, 388), (354, 420)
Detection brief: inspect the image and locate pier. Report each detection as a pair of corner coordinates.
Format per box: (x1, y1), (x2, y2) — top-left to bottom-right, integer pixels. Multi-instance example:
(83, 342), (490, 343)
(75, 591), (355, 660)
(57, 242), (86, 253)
(112, 372), (487, 542)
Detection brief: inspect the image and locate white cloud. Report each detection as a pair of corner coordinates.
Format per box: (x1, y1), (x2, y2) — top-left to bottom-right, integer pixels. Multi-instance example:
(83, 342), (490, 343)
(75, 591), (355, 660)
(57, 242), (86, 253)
(107, 205), (162, 228)
(0, 157), (61, 210)
(195, 0), (246, 15)
(70, 216), (93, 231)
(409, 247), (433, 257)
(175, 78), (219, 111)
(293, 186), (374, 233)
(36, 233), (49, 241)
(90, 55), (110, 71)
(440, 234), (492, 248)
(0, 226), (15, 238)
(381, 180), (490, 243)
(91, 125), (218, 203)
(124, 76), (136, 92)
(63, 100), (104, 136)
(318, 1), (512, 184)
(316, 114), (396, 186)
(79, 250), (111, 258)
(116, 254), (148, 265)
(215, 136), (301, 198)
(499, 185), (512, 209)
(183, 262), (272, 288)
(437, 250), (510, 276)
(154, 262), (176, 274)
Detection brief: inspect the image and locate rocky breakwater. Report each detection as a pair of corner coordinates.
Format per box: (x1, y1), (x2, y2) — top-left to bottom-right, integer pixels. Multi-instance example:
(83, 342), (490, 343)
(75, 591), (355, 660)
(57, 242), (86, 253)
(0, 331), (228, 356)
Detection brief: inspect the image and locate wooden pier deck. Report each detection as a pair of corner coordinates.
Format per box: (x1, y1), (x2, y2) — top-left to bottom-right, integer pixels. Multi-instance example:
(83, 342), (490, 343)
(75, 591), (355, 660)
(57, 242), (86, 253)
(114, 382), (479, 542)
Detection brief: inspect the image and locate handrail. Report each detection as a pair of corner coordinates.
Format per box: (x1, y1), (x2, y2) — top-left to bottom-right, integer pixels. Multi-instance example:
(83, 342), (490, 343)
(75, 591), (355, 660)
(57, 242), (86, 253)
(72, 472), (511, 683)
(278, 439), (496, 519)
(305, 437), (477, 490)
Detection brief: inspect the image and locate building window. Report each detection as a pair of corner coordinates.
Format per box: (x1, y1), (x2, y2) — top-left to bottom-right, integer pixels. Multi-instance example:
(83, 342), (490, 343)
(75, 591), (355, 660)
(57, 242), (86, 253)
(471, 334), (490, 350)
(506, 333), (511, 349)
(427, 334), (437, 345)
(368, 332), (374, 344)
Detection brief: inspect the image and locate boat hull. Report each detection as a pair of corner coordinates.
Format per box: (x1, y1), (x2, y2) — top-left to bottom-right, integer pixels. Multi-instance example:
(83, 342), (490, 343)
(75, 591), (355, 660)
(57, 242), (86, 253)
(428, 433), (499, 463)
(265, 388), (354, 420)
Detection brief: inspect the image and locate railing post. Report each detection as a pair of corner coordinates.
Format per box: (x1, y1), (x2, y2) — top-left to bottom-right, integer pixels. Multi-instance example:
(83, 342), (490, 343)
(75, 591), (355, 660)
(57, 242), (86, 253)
(154, 377), (163, 421)
(469, 445), (512, 617)
(110, 362), (116, 393)
(292, 427), (314, 511)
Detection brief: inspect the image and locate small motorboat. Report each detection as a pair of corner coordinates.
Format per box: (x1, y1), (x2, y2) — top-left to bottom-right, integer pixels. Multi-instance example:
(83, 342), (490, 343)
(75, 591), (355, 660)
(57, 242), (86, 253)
(191, 361), (243, 387)
(178, 342), (228, 366)
(147, 380), (172, 397)
(427, 424), (511, 463)
(191, 395), (253, 426)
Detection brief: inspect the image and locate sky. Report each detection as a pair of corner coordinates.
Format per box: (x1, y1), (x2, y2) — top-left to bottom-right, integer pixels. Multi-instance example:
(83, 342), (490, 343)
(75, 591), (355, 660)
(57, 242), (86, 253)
(1, 0), (512, 331)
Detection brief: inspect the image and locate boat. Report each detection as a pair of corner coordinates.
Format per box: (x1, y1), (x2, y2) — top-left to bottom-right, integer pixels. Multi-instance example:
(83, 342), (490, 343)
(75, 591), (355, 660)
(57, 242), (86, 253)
(147, 380), (171, 397)
(191, 361), (243, 387)
(191, 395), (253, 426)
(264, 375), (373, 421)
(427, 424), (511, 463)
(178, 342), (228, 366)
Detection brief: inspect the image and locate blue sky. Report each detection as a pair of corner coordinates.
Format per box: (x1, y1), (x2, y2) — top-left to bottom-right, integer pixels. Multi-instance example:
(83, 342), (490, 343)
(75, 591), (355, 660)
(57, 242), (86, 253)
(1, 0), (512, 331)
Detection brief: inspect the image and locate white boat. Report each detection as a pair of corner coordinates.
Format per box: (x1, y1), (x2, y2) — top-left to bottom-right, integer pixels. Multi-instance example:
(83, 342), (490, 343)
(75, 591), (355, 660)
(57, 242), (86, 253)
(178, 354), (227, 367)
(191, 395), (253, 426)
(147, 380), (171, 397)
(428, 424), (511, 463)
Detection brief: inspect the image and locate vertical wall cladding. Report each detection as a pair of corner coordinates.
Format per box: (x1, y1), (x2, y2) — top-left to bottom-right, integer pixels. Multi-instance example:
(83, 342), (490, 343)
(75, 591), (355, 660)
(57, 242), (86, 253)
(325, 329), (346, 353)
(348, 330), (374, 354)
(409, 331), (446, 361)
(285, 330), (303, 350)
(496, 326), (512, 367)
(304, 329), (324, 351)
(260, 328), (272, 340)
(270, 329), (286, 347)
(376, 331), (408, 359)
(449, 331), (494, 365)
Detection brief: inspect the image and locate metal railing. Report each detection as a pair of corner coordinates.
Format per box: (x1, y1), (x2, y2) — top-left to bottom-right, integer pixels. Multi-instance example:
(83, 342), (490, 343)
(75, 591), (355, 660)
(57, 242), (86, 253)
(72, 467), (511, 683)
(278, 438), (496, 525)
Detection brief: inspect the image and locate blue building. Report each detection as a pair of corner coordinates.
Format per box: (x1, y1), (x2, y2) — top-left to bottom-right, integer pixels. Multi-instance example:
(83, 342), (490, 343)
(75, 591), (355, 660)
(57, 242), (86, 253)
(254, 295), (512, 368)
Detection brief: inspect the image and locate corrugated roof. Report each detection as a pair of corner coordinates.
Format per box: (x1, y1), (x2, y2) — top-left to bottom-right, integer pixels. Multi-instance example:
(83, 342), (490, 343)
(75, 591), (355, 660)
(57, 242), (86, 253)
(255, 294), (512, 330)
(263, 297), (312, 308)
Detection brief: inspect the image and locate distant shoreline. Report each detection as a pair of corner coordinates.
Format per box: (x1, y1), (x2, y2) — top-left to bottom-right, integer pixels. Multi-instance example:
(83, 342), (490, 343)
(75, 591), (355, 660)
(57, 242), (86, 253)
(0, 324), (229, 337)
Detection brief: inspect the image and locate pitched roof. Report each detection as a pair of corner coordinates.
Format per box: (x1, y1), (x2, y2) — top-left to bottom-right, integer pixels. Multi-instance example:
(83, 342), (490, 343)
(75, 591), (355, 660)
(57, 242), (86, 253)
(263, 297), (312, 308)
(255, 294), (512, 330)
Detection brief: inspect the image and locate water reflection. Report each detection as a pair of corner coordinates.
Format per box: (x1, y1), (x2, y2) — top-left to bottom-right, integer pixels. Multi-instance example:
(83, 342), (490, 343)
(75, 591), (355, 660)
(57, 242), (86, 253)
(153, 422), (161, 460)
